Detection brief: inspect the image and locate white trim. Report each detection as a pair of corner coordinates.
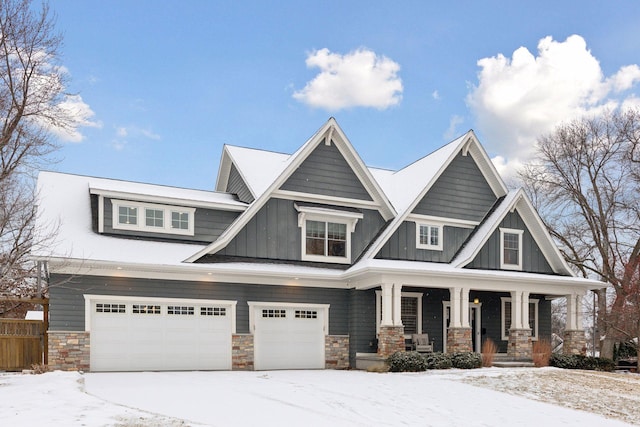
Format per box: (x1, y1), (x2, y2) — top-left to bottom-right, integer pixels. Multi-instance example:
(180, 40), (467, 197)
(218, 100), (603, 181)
(406, 213), (478, 229)
(111, 199), (196, 236)
(500, 228), (524, 270)
(83, 294), (238, 333)
(501, 297), (539, 341)
(90, 187), (247, 212)
(98, 195), (104, 233)
(277, 191), (380, 210)
(247, 301), (330, 335)
(416, 223), (443, 251)
(297, 207), (361, 264)
(375, 290), (423, 338)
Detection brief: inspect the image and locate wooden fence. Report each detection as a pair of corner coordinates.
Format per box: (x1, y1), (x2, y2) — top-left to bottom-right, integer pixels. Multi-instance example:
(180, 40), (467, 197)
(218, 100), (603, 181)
(0, 298), (48, 371)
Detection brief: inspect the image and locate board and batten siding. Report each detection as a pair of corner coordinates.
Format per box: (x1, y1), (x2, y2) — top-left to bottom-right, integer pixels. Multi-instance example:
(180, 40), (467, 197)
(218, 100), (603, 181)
(348, 289), (377, 365)
(412, 153), (496, 222)
(48, 274), (350, 336)
(467, 210), (554, 274)
(375, 222), (472, 263)
(218, 198), (386, 263)
(102, 197), (240, 243)
(279, 140), (372, 201)
(226, 163), (255, 203)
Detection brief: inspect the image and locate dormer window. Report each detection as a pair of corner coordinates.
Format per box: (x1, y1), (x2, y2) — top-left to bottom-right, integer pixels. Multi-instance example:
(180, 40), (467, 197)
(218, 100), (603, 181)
(500, 228), (523, 270)
(296, 204), (362, 264)
(112, 200), (195, 236)
(416, 223), (443, 251)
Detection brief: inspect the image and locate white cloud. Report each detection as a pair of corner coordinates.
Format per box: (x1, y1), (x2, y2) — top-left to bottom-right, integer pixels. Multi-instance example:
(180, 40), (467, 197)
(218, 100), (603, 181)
(48, 94), (101, 143)
(111, 125), (161, 151)
(293, 48), (403, 110)
(466, 34), (640, 177)
(432, 90), (440, 100)
(444, 115), (464, 140)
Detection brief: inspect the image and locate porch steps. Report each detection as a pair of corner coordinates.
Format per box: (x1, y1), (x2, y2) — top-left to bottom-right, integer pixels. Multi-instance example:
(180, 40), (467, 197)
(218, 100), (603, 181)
(491, 354), (535, 368)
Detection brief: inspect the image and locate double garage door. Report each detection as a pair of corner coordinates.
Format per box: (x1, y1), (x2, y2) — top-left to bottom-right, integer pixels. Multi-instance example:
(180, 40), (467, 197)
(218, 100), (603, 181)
(89, 296), (235, 372)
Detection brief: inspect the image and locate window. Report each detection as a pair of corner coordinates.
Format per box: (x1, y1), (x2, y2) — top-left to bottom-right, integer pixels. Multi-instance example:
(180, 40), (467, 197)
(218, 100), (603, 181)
(262, 309), (286, 318)
(295, 310), (318, 319)
(96, 303), (126, 313)
(112, 200), (195, 236)
(500, 228), (524, 270)
(201, 306), (226, 316)
(501, 297), (539, 340)
(305, 220), (347, 257)
(416, 224), (443, 251)
(132, 304), (161, 314)
(375, 291), (423, 338)
(167, 306), (194, 315)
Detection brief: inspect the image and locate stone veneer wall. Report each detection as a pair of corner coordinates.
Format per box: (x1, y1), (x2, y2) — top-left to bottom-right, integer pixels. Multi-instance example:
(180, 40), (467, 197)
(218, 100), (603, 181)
(325, 335), (349, 369)
(507, 329), (532, 359)
(48, 331), (90, 371)
(446, 327), (472, 353)
(232, 334), (254, 370)
(563, 330), (587, 355)
(378, 325), (405, 358)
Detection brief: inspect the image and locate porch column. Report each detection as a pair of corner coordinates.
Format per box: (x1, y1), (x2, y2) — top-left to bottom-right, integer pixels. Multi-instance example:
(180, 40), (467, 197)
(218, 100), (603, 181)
(447, 287), (472, 353)
(563, 293), (587, 355)
(377, 283), (405, 358)
(508, 290), (532, 359)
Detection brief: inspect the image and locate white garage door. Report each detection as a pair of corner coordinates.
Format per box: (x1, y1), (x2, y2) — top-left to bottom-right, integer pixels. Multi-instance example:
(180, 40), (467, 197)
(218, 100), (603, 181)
(88, 296), (235, 372)
(251, 303), (327, 370)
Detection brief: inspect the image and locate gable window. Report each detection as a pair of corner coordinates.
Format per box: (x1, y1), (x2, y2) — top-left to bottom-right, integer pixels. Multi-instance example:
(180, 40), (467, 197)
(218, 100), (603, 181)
(501, 297), (539, 340)
(500, 228), (524, 270)
(296, 204), (362, 264)
(112, 200), (195, 236)
(416, 223), (443, 251)
(375, 291), (423, 338)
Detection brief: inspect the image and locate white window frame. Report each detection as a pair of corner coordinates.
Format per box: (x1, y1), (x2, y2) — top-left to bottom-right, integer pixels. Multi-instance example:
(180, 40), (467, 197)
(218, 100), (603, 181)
(416, 223), (443, 251)
(500, 297), (539, 341)
(500, 228), (524, 270)
(375, 291), (423, 338)
(296, 205), (362, 264)
(112, 199), (196, 236)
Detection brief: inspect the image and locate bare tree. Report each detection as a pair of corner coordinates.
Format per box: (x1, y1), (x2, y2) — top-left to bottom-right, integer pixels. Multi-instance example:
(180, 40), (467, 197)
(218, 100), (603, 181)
(520, 109), (640, 365)
(0, 0), (75, 311)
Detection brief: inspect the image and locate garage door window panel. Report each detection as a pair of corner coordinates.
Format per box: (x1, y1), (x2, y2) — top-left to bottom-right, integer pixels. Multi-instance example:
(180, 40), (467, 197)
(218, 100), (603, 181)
(96, 303), (126, 313)
(132, 304), (161, 314)
(201, 306), (226, 316)
(168, 306), (194, 315)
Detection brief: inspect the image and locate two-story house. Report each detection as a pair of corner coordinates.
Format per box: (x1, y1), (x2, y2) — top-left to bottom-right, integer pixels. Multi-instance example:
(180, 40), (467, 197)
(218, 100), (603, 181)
(35, 118), (599, 371)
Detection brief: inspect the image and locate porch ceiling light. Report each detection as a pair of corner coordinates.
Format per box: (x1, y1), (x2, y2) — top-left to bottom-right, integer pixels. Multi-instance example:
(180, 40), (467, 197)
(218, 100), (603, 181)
(473, 298), (480, 304)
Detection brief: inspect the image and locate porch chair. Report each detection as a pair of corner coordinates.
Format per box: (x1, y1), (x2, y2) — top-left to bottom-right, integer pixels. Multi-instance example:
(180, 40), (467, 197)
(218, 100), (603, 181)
(411, 333), (434, 353)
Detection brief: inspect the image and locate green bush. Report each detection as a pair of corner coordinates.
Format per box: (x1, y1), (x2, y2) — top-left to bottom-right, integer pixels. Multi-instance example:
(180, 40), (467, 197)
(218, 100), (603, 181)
(450, 352), (483, 369)
(424, 352), (453, 370)
(550, 354), (615, 372)
(386, 351), (427, 372)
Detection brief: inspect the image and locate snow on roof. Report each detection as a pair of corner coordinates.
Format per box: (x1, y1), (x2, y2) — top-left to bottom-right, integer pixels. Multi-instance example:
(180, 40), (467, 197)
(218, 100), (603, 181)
(225, 145), (291, 198)
(34, 171), (210, 264)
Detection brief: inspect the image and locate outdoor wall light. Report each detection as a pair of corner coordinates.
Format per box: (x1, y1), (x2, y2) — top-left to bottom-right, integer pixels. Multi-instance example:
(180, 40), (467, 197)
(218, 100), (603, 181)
(473, 298), (480, 304)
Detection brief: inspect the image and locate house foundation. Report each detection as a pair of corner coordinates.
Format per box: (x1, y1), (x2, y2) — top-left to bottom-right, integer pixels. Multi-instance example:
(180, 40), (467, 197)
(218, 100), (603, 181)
(377, 325), (405, 357)
(325, 335), (349, 369)
(232, 334), (254, 370)
(48, 331), (90, 371)
(447, 327), (472, 353)
(507, 328), (532, 359)
(563, 329), (587, 355)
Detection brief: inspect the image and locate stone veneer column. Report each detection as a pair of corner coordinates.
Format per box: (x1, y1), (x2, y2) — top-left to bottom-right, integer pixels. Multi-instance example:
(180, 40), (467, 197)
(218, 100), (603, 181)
(48, 331), (90, 371)
(325, 335), (349, 369)
(378, 325), (405, 358)
(232, 334), (254, 370)
(446, 327), (472, 353)
(563, 330), (587, 355)
(507, 328), (532, 359)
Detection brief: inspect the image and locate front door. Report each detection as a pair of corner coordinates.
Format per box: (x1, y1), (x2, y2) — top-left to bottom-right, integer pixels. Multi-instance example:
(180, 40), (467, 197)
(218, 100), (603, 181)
(442, 302), (482, 353)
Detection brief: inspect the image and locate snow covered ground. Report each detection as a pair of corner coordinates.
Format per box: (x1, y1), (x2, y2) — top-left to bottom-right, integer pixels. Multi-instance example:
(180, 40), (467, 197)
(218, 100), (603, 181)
(1, 367), (638, 426)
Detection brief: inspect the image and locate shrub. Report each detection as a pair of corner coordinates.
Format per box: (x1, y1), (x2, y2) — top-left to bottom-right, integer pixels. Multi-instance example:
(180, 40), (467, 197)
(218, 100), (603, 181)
(550, 354), (615, 372)
(450, 352), (482, 369)
(532, 339), (552, 367)
(481, 338), (498, 367)
(386, 351), (427, 372)
(29, 363), (50, 374)
(424, 352), (453, 370)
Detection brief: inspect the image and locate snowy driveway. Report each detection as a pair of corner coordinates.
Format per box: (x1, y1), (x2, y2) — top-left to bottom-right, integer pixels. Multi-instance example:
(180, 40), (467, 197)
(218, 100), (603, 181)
(83, 369), (633, 426)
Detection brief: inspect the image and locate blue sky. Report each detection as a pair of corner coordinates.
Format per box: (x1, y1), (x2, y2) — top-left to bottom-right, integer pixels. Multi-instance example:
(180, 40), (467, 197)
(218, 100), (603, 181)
(50, 1), (640, 190)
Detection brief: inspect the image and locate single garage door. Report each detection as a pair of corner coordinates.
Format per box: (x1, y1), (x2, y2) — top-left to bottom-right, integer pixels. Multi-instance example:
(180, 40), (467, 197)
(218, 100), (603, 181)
(251, 302), (328, 370)
(88, 296), (235, 372)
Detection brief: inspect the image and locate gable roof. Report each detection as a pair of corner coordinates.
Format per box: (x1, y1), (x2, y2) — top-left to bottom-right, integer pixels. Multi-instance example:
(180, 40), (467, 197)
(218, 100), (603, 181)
(360, 130), (509, 260)
(451, 188), (575, 276)
(185, 117), (396, 262)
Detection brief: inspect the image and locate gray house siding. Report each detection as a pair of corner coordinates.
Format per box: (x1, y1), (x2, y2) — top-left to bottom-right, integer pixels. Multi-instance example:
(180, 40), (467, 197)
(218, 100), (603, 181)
(226, 163), (255, 203)
(348, 289), (377, 365)
(375, 222), (473, 262)
(218, 198), (386, 263)
(412, 153), (496, 222)
(48, 274), (350, 335)
(102, 197), (240, 243)
(280, 140), (372, 201)
(467, 210), (555, 274)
